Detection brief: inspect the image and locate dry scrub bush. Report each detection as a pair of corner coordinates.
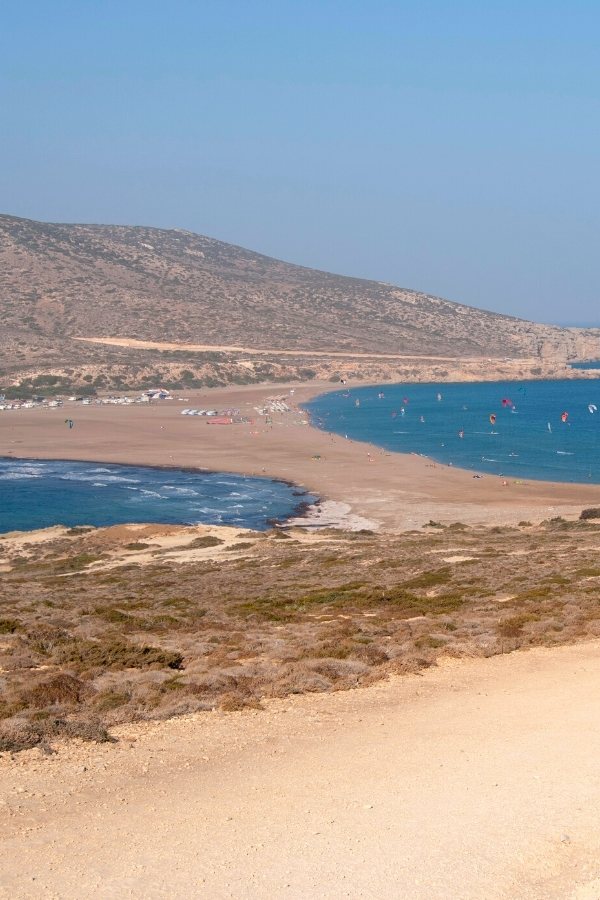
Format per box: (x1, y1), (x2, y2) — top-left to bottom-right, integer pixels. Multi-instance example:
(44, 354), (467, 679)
(94, 689), (131, 712)
(497, 614), (538, 638)
(0, 716), (114, 753)
(580, 507), (600, 520)
(55, 639), (184, 673)
(22, 674), (86, 708)
(264, 663), (333, 697)
(305, 658), (368, 688)
(189, 535), (224, 548)
(25, 624), (71, 656)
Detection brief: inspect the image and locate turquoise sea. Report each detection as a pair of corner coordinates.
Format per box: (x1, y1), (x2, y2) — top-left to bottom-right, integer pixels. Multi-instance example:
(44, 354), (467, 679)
(0, 459), (316, 534)
(306, 379), (600, 484)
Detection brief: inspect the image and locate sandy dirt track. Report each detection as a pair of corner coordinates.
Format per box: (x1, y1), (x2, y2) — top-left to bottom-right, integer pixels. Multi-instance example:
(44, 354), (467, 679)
(75, 336), (479, 361)
(2, 642), (600, 898)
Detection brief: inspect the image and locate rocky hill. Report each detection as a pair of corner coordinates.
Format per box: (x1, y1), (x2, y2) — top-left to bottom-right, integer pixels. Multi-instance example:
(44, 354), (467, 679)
(1, 213), (599, 393)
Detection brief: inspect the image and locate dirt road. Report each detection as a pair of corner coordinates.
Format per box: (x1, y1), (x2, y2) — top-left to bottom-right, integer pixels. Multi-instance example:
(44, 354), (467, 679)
(2, 642), (600, 898)
(75, 336), (474, 361)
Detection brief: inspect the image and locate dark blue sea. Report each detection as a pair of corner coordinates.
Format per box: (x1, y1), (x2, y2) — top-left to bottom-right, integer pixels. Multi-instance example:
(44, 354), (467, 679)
(0, 459), (316, 534)
(306, 379), (600, 484)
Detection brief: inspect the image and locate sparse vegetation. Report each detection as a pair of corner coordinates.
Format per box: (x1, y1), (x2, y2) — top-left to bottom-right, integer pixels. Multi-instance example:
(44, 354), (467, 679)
(2, 517), (600, 752)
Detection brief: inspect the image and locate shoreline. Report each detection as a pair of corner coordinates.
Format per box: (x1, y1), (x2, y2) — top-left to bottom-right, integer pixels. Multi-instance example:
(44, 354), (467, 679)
(0, 452), (377, 534)
(303, 377), (600, 487)
(3, 379), (600, 531)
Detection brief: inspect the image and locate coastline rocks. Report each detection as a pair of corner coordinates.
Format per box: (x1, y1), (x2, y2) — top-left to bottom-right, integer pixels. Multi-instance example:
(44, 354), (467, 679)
(284, 500), (379, 532)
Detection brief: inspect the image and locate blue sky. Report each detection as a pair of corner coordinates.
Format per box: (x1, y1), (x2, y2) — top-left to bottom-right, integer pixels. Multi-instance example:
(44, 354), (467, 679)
(1, 1), (599, 324)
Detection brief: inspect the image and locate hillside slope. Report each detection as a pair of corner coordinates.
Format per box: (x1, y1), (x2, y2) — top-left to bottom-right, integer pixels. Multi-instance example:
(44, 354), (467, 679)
(1, 214), (599, 393)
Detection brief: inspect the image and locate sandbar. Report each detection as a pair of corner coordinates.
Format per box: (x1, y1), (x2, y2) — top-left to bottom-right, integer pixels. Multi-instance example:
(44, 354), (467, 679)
(3, 381), (600, 531)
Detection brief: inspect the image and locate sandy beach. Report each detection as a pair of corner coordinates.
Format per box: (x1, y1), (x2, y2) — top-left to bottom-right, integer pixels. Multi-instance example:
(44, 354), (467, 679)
(3, 380), (600, 531)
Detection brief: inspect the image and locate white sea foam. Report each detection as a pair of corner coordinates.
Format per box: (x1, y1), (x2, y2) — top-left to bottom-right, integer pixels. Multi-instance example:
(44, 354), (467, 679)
(162, 486), (199, 496)
(60, 473), (140, 483)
